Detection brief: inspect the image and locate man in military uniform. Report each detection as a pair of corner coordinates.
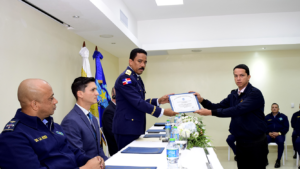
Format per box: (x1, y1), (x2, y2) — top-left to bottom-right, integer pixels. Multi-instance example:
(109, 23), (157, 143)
(265, 103), (289, 168)
(291, 103), (300, 159)
(0, 79), (104, 169)
(193, 64), (268, 169)
(113, 48), (178, 150)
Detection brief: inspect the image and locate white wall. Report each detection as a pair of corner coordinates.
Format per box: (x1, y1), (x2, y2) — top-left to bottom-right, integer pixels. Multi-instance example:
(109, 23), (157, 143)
(138, 12), (300, 51)
(119, 50), (300, 146)
(0, 0), (119, 128)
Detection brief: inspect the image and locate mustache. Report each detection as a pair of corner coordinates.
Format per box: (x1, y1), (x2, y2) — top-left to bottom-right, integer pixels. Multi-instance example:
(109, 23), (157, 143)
(139, 67), (145, 70)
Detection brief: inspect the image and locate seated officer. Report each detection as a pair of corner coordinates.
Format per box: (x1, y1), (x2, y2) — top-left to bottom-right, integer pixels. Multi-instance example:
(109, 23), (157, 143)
(226, 134), (237, 161)
(265, 103), (289, 168)
(0, 79), (104, 169)
(291, 103), (300, 159)
(102, 87), (118, 156)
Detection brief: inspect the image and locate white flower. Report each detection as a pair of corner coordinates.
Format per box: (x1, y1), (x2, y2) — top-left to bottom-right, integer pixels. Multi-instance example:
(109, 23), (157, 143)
(183, 129), (190, 138)
(195, 120), (199, 124)
(193, 132), (199, 138)
(202, 127), (205, 129)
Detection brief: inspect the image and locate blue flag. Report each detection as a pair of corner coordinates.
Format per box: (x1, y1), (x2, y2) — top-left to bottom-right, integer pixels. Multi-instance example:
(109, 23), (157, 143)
(93, 50), (111, 127)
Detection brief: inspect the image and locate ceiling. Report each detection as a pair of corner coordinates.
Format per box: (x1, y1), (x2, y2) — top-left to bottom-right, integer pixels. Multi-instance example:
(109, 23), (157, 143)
(24, 0), (300, 57)
(122, 0), (300, 20)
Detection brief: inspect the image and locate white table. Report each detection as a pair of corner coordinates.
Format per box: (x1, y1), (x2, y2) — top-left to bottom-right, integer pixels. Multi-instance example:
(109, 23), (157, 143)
(105, 125), (223, 169)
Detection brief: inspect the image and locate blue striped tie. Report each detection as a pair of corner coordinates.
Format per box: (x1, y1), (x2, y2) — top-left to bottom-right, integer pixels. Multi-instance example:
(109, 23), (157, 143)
(87, 113), (96, 139)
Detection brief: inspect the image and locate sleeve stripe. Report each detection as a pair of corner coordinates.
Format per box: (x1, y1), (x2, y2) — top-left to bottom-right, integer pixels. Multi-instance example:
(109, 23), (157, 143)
(151, 106), (156, 115)
(149, 98), (152, 104)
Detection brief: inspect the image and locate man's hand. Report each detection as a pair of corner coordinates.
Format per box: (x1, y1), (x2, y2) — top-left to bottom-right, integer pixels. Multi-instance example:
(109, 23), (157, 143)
(189, 91), (203, 103)
(158, 93), (174, 104)
(269, 132), (274, 138)
(96, 156), (105, 169)
(163, 108), (179, 116)
(273, 132), (279, 138)
(80, 156), (102, 169)
(194, 109), (212, 116)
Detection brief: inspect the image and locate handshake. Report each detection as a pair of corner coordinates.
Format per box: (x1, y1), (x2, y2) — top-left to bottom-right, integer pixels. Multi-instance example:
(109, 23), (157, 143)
(160, 91), (212, 117)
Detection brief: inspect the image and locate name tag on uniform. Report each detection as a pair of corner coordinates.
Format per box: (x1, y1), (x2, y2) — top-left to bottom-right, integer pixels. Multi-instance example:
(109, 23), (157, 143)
(268, 119), (272, 121)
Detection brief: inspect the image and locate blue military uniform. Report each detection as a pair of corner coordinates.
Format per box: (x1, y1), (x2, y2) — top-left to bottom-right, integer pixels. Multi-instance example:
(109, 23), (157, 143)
(226, 134), (236, 155)
(200, 83), (268, 169)
(0, 109), (91, 169)
(291, 111), (300, 154)
(265, 112), (289, 160)
(113, 66), (162, 150)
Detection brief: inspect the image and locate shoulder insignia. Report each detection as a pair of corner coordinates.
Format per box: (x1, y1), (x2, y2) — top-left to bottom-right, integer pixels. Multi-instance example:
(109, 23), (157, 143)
(122, 78), (132, 85)
(3, 119), (19, 132)
(297, 116), (300, 118)
(125, 69), (132, 76)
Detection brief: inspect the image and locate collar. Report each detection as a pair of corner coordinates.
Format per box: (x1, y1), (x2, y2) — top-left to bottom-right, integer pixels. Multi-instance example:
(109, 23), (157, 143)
(14, 108), (52, 129)
(111, 100), (116, 105)
(238, 86), (247, 94)
(271, 112), (280, 118)
(76, 103), (90, 116)
(127, 66), (140, 77)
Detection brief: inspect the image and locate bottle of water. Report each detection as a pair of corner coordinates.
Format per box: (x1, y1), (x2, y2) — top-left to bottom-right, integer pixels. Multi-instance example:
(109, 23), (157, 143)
(165, 120), (171, 138)
(166, 138), (179, 169)
(174, 115), (178, 124)
(172, 126), (179, 141)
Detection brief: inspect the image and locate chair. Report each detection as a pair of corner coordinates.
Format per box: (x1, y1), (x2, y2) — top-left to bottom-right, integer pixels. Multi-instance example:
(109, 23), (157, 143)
(268, 138), (287, 165)
(296, 152), (299, 166)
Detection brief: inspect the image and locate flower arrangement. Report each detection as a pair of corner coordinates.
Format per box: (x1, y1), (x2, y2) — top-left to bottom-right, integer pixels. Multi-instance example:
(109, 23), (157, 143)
(176, 114), (210, 149)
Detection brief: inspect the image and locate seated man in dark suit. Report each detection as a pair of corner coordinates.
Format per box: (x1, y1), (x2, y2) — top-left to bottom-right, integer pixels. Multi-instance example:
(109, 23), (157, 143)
(61, 77), (108, 161)
(226, 134), (237, 161)
(291, 103), (300, 158)
(102, 87), (118, 156)
(265, 103), (289, 168)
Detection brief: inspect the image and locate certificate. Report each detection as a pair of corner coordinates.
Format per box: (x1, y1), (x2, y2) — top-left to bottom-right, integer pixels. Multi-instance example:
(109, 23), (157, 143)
(169, 93), (201, 113)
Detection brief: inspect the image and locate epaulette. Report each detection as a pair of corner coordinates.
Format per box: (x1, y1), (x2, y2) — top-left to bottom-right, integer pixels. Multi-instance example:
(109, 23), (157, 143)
(3, 119), (19, 132)
(125, 69), (132, 76)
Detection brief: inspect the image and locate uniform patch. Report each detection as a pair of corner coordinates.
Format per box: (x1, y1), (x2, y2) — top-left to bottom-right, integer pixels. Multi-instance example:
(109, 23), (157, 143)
(125, 69), (132, 76)
(279, 117), (283, 121)
(268, 119), (272, 121)
(34, 135), (48, 142)
(3, 119), (19, 131)
(122, 78), (132, 85)
(56, 131), (64, 136)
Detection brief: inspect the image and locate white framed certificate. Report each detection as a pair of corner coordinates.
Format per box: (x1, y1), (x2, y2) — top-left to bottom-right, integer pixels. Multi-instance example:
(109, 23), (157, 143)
(169, 93), (201, 113)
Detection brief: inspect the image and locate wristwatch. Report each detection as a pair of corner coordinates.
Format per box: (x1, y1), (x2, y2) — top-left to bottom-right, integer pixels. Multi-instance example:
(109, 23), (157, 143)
(278, 132), (282, 135)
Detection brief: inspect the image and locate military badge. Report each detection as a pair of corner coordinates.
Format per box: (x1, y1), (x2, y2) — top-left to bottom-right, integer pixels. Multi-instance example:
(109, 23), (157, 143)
(56, 131), (64, 136)
(279, 117), (282, 121)
(122, 78), (132, 85)
(3, 119), (19, 131)
(125, 69), (132, 76)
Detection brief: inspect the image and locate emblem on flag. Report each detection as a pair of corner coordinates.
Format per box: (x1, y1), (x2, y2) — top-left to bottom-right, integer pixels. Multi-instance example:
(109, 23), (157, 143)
(122, 78), (132, 85)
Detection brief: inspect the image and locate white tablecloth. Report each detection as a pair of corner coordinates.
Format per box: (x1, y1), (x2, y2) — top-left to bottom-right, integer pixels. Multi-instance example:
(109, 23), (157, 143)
(105, 125), (223, 169)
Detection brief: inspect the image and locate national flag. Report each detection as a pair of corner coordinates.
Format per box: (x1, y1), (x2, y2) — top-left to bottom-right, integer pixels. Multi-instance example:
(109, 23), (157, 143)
(122, 78), (132, 85)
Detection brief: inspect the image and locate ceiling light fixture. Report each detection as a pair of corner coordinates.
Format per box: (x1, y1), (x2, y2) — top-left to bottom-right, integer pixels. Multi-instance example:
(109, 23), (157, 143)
(100, 34), (113, 38)
(73, 16), (80, 18)
(155, 0), (183, 6)
(191, 49), (202, 52)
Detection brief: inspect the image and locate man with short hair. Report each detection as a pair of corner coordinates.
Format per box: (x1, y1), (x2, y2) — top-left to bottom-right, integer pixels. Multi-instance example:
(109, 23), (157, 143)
(291, 104), (300, 159)
(61, 77), (108, 161)
(102, 87), (118, 156)
(113, 48), (178, 150)
(265, 103), (289, 168)
(193, 64), (268, 169)
(0, 79), (104, 169)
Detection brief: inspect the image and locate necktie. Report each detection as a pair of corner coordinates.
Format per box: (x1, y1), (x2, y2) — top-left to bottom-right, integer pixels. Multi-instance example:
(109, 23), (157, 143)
(87, 113), (96, 139)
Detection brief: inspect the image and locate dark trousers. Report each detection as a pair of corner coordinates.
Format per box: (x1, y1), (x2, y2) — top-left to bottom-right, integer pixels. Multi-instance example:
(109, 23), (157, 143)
(236, 135), (268, 169)
(114, 134), (140, 151)
(267, 135), (285, 160)
(295, 137), (300, 157)
(226, 135), (236, 155)
(292, 130), (298, 151)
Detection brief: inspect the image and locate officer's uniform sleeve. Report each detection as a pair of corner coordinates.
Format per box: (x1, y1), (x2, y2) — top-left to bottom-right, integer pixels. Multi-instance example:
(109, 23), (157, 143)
(212, 89), (265, 117)
(201, 93), (231, 112)
(291, 113), (297, 129)
(145, 98), (159, 106)
(116, 74), (162, 118)
(280, 115), (289, 135)
(0, 132), (48, 169)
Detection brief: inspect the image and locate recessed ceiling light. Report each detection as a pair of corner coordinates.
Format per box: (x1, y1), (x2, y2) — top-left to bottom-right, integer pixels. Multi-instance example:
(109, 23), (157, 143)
(155, 0), (183, 6)
(73, 16), (80, 18)
(191, 49), (201, 52)
(100, 34), (113, 38)
(262, 47), (266, 49)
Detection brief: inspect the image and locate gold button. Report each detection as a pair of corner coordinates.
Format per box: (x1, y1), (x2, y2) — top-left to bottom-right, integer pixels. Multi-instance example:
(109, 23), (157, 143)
(132, 119), (134, 121)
